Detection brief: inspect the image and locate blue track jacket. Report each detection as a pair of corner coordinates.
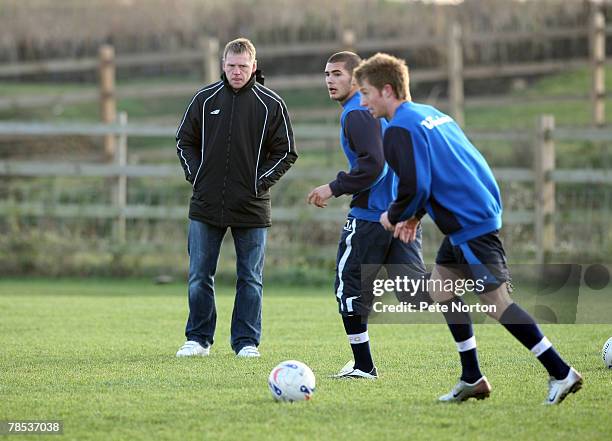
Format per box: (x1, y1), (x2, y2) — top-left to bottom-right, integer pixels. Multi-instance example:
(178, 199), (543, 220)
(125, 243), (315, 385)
(328, 92), (397, 222)
(384, 101), (502, 245)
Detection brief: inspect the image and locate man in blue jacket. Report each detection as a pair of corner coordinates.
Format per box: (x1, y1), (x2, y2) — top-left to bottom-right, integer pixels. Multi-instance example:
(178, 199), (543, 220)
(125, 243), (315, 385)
(354, 52), (582, 404)
(307, 52), (428, 379)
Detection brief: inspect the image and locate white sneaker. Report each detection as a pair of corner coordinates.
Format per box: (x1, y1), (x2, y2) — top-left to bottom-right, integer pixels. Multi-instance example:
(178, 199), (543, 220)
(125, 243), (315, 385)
(176, 341), (209, 357)
(237, 345), (260, 358)
(439, 376), (492, 402)
(544, 367), (583, 405)
(332, 360), (378, 379)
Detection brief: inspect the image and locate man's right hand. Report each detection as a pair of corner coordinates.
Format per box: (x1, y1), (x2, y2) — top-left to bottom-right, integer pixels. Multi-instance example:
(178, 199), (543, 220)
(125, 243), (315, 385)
(306, 184), (333, 208)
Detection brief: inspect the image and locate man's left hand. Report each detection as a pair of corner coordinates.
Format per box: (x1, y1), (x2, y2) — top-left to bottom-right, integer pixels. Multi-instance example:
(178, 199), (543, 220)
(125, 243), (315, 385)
(394, 217), (420, 243)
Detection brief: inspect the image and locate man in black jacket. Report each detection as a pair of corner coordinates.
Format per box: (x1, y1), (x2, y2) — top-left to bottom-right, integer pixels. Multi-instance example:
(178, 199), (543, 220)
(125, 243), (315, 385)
(175, 37), (297, 358)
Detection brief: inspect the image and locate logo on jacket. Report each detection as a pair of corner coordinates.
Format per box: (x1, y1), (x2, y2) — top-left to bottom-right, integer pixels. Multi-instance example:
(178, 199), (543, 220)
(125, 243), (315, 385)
(210, 109), (221, 115)
(421, 115), (453, 130)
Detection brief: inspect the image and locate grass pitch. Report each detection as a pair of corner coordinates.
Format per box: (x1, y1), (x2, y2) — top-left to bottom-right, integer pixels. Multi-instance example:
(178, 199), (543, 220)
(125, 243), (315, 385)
(1, 278), (611, 441)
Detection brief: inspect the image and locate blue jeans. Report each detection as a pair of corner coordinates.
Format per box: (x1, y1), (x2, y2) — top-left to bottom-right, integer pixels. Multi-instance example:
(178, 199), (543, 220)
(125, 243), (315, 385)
(185, 219), (267, 353)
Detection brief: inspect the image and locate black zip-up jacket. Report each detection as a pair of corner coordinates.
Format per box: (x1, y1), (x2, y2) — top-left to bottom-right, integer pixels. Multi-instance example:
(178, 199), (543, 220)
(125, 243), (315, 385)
(176, 72), (297, 228)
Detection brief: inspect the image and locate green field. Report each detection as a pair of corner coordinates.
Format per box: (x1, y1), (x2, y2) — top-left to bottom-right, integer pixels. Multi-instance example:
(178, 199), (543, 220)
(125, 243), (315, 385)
(1, 279), (611, 441)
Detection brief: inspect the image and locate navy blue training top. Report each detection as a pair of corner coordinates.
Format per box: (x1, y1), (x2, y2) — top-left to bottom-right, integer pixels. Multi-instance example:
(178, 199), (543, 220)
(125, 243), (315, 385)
(328, 92), (397, 222)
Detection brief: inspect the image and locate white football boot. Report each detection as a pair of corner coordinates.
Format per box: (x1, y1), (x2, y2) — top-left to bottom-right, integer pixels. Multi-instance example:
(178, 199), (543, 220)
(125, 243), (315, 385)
(175, 341), (210, 357)
(544, 367), (583, 405)
(332, 360), (378, 379)
(439, 376), (492, 402)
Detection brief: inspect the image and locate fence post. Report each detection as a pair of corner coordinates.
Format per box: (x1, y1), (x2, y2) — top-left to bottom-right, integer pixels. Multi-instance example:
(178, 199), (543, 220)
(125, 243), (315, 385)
(342, 29), (356, 51)
(200, 36), (220, 84)
(535, 115), (556, 264)
(448, 22), (464, 127)
(98, 44), (116, 159)
(113, 111), (128, 244)
(590, 0), (606, 127)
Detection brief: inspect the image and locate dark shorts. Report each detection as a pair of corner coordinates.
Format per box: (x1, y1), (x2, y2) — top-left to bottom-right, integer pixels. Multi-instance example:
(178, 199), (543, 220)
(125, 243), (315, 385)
(435, 231), (511, 294)
(334, 216), (427, 316)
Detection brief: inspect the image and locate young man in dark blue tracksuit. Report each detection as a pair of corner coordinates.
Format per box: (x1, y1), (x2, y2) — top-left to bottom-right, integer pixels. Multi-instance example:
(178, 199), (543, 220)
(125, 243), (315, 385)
(307, 52), (428, 379)
(354, 53), (582, 404)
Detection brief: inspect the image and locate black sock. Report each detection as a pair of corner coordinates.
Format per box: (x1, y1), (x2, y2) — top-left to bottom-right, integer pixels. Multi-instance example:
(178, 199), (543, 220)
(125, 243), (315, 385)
(342, 315), (374, 372)
(413, 271), (434, 306)
(499, 303), (570, 380)
(440, 298), (483, 383)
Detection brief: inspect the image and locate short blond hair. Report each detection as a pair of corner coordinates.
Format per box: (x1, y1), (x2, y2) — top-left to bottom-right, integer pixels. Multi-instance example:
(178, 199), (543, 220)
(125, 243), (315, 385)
(354, 53), (410, 101)
(223, 37), (256, 62)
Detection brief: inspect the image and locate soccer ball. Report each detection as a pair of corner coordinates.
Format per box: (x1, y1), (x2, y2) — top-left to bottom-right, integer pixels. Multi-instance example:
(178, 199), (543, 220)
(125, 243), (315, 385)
(268, 360), (316, 402)
(603, 337), (612, 369)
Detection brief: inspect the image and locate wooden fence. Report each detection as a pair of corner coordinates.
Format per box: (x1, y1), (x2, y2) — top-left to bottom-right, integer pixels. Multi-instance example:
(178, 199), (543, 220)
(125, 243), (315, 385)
(0, 28), (599, 79)
(0, 0), (609, 129)
(1, 116), (611, 264)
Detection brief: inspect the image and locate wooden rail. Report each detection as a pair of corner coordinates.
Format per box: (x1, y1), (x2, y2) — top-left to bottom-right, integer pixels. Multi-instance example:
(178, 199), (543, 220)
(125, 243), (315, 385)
(1, 116), (610, 263)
